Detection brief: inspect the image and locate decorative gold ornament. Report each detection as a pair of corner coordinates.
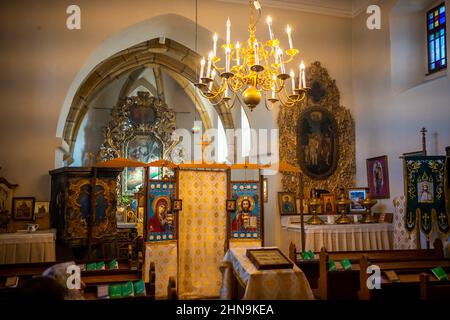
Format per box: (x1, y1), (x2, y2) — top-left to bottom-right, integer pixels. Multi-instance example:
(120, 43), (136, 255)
(335, 188), (352, 224)
(359, 192), (378, 224)
(306, 197), (324, 225)
(279, 61), (356, 197)
(195, 0), (309, 111)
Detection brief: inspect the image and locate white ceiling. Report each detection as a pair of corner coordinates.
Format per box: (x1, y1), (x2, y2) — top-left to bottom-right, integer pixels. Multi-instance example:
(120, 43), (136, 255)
(216, 0), (378, 18)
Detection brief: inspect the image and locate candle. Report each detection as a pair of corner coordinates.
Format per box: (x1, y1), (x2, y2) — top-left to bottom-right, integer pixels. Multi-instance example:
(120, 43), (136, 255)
(271, 74), (276, 99)
(225, 46), (231, 72)
(300, 60), (306, 88)
(266, 16), (274, 40)
(213, 33), (218, 57)
(226, 18), (231, 46)
(236, 42), (240, 66)
(209, 69), (216, 91)
(254, 42), (259, 65)
(286, 25), (293, 50)
(199, 58), (205, 82)
(275, 46), (279, 65)
(290, 69), (295, 93)
(225, 85), (229, 98)
(206, 51), (213, 78)
(278, 49), (285, 74)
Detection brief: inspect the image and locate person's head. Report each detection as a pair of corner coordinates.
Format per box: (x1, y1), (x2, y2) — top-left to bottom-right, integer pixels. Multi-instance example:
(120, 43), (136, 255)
(15, 276), (66, 300)
(157, 201), (167, 220)
(283, 196), (290, 203)
(423, 184), (429, 192)
(241, 199), (251, 211)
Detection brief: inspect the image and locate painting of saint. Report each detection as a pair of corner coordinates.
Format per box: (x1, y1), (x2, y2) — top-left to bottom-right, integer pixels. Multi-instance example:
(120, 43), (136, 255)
(148, 196), (173, 233)
(297, 107), (338, 179)
(418, 182), (434, 203)
(366, 156), (390, 199)
(124, 136), (161, 194)
(278, 192), (297, 215)
(232, 196), (257, 232)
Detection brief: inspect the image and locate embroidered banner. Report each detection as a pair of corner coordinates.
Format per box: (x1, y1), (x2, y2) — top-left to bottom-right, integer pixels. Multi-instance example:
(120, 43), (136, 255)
(405, 156), (448, 235)
(147, 180), (176, 242)
(230, 182), (261, 240)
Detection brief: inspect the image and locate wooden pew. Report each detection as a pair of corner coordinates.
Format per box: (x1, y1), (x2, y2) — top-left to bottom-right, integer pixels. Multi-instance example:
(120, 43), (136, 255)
(359, 255), (450, 300)
(420, 273), (450, 300)
(289, 239), (444, 298)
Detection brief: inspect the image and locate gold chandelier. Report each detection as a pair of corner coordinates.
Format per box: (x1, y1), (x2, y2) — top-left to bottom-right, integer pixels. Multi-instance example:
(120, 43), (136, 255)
(195, 0), (309, 111)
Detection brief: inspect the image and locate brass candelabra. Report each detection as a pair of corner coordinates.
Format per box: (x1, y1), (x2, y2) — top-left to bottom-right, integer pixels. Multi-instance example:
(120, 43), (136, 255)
(335, 189), (352, 224)
(306, 197), (324, 225)
(358, 192), (378, 224)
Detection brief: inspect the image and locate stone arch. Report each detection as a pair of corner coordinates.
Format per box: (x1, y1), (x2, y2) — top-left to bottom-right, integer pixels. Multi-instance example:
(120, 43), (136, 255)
(61, 37), (234, 164)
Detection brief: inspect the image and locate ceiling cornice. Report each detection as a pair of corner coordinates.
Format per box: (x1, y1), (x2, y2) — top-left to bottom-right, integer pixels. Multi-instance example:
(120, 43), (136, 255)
(215, 0), (379, 19)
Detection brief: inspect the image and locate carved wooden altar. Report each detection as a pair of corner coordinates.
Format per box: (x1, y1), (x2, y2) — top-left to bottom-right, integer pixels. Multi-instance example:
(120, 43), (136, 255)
(49, 167), (122, 259)
(98, 91), (178, 195)
(278, 61), (356, 197)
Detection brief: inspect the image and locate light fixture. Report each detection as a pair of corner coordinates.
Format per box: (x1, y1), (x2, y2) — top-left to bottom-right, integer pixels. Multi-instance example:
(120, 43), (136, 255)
(195, 0), (309, 111)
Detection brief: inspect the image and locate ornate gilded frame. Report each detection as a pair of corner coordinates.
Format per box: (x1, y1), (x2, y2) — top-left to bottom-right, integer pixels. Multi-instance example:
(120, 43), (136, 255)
(278, 61), (355, 197)
(98, 91), (179, 195)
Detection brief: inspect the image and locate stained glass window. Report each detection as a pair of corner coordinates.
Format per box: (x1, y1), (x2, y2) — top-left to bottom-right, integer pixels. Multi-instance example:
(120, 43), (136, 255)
(427, 3), (447, 74)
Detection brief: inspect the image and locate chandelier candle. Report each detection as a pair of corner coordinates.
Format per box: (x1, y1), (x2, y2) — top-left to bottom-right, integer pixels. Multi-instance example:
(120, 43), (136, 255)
(226, 18), (231, 46)
(207, 51), (213, 79)
(286, 25), (293, 50)
(199, 58), (205, 82)
(290, 69), (296, 93)
(267, 16), (274, 40)
(194, 0), (309, 110)
(213, 33), (218, 57)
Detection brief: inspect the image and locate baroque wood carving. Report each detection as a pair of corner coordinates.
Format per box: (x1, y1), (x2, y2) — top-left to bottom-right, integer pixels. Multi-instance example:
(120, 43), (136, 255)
(278, 61), (355, 197)
(98, 91), (179, 194)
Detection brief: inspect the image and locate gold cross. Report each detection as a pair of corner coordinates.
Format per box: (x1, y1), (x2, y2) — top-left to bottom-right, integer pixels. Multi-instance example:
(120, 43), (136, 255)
(423, 213), (430, 225)
(196, 134), (212, 163)
(438, 212), (447, 225)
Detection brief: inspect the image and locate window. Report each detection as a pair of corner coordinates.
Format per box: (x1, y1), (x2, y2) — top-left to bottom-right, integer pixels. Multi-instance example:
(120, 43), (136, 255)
(427, 3), (447, 74)
(217, 115), (228, 163)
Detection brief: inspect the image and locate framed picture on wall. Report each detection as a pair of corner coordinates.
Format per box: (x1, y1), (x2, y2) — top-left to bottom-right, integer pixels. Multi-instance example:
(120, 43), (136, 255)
(366, 155), (390, 199)
(321, 194), (337, 215)
(12, 197), (35, 221)
(347, 188), (367, 214)
(278, 192), (297, 215)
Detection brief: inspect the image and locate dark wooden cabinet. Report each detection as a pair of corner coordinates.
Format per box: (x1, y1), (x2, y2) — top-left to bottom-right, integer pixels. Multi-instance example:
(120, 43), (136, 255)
(49, 167), (123, 259)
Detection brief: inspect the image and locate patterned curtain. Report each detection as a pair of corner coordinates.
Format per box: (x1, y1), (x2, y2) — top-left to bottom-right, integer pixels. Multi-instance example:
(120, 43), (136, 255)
(178, 170), (227, 299)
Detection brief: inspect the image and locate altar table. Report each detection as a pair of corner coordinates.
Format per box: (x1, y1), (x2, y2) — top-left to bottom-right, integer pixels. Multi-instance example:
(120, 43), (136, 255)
(281, 220), (393, 253)
(221, 247), (315, 300)
(0, 229), (56, 264)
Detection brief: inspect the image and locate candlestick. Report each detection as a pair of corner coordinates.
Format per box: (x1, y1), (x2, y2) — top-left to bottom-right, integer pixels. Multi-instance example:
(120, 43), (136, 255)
(209, 69), (216, 91)
(286, 25), (293, 50)
(290, 69), (296, 93)
(226, 18), (231, 46)
(225, 46), (231, 72)
(236, 42), (240, 66)
(206, 51), (213, 78)
(213, 33), (218, 57)
(271, 74), (276, 99)
(254, 41), (259, 65)
(300, 60), (306, 89)
(199, 58), (205, 82)
(267, 16), (274, 40)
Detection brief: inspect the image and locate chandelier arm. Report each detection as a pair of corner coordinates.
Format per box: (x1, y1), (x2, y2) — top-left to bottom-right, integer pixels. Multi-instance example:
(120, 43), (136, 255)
(263, 92), (275, 111)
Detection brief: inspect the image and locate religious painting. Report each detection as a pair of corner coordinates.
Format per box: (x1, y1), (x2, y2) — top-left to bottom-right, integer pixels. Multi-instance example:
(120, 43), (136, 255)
(147, 180), (176, 242)
(278, 192), (297, 215)
(297, 107), (339, 180)
(348, 188), (367, 213)
(0, 181), (16, 216)
(321, 194), (336, 215)
(226, 200), (236, 212)
(12, 197), (35, 221)
(124, 135), (161, 194)
(404, 156), (448, 235)
(366, 156), (390, 199)
(173, 199), (182, 211)
(230, 182), (261, 240)
(34, 202), (49, 218)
